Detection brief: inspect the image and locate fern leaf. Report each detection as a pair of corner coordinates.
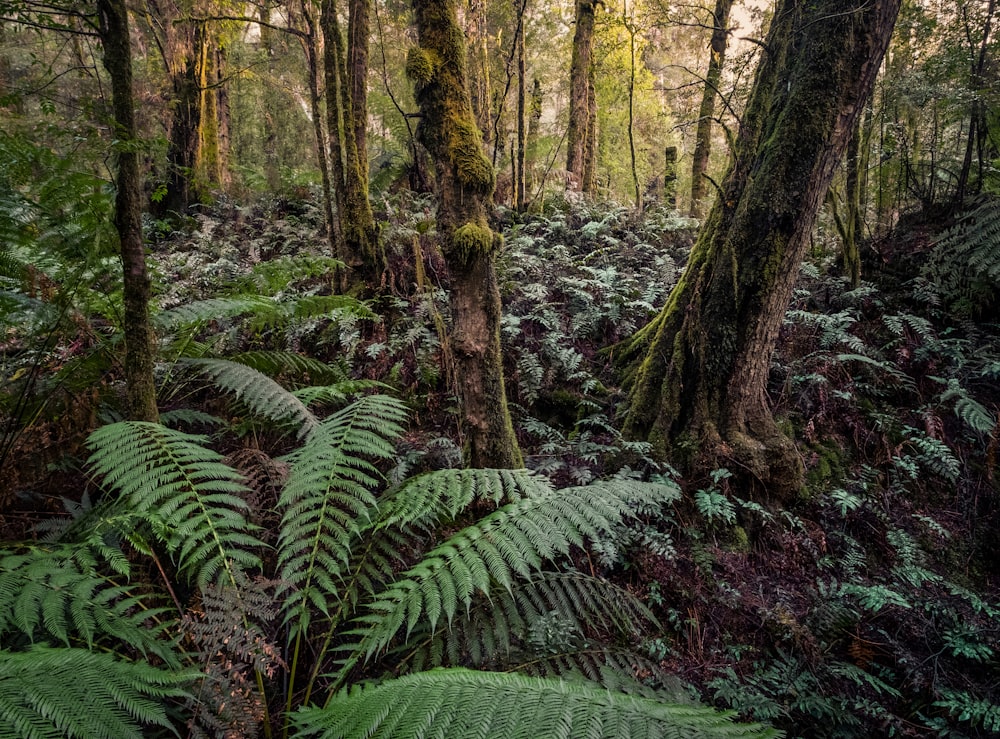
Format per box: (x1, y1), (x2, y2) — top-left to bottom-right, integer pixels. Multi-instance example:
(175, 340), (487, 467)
(0, 545), (177, 665)
(350, 479), (675, 662)
(87, 422), (263, 588)
(179, 357), (319, 437)
(0, 646), (193, 739)
(276, 395), (408, 632)
(155, 296), (275, 330)
(292, 668), (781, 739)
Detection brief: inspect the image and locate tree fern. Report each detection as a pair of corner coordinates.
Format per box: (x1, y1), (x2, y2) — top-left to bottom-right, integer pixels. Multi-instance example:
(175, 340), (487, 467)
(275, 394), (409, 631)
(292, 668), (781, 739)
(0, 544), (176, 664)
(346, 479), (676, 665)
(178, 357), (321, 437)
(87, 422), (263, 587)
(0, 646), (192, 739)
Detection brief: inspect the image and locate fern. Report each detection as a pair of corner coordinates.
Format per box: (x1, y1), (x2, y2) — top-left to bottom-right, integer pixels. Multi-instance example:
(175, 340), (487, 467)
(87, 422), (263, 587)
(347, 479), (676, 664)
(934, 689), (1000, 733)
(0, 544), (176, 664)
(178, 357), (320, 436)
(275, 394), (409, 632)
(0, 646), (192, 739)
(292, 668), (781, 739)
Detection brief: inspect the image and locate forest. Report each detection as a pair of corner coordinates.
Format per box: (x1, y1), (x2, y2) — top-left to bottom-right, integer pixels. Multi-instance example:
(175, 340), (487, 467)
(0, 0), (998, 736)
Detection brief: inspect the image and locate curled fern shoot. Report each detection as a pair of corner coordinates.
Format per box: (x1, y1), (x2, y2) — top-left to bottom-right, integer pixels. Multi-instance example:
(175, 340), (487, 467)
(292, 668), (782, 739)
(87, 422), (263, 588)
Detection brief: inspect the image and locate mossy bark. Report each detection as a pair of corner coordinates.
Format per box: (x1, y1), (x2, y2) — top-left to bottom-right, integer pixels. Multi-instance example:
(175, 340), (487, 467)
(689, 0), (733, 219)
(624, 0), (900, 500)
(98, 0), (159, 422)
(567, 0), (597, 192)
(409, 0), (522, 469)
(322, 0), (383, 288)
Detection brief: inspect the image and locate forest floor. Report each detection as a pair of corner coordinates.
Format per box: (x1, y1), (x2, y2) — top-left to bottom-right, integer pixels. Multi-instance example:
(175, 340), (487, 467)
(2, 191), (999, 737)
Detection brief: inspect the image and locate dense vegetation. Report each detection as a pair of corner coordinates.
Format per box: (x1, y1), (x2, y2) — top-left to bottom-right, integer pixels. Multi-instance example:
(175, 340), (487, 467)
(2, 0), (999, 737)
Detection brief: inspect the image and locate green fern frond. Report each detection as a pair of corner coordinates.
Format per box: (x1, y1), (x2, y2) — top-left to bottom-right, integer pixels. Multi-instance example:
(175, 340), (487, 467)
(276, 395), (409, 631)
(0, 545), (177, 665)
(933, 689), (1000, 733)
(350, 479), (675, 661)
(248, 254), (346, 293)
(292, 668), (781, 739)
(87, 422), (263, 588)
(155, 296), (274, 330)
(0, 646), (193, 739)
(901, 426), (961, 482)
(159, 408), (228, 429)
(179, 357), (319, 436)
(376, 468), (553, 532)
(228, 350), (348, 385)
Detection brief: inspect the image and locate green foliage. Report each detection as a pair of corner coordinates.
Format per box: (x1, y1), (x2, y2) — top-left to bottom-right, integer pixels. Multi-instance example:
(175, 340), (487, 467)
(0, 647), (192, 739)
(293, 668), (781, 739)
(919, 198), (1000, 317)
(87, 422), (263, 588)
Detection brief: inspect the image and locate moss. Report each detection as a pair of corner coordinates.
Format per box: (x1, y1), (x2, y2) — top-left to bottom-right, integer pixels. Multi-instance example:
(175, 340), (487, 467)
(723, 525), (750, 553)
(449, 116), (495, 193)
(405, 47), (438, 89)
(450, 221), (496, 265)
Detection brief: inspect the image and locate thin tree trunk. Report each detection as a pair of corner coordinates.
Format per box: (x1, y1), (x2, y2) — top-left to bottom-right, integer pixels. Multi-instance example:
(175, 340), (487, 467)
(347, 0), (370, 176)
(321, 0), (382, 287)
(466, 0), (493, 146)
(689, 0), (733, 219)
(515, 8), (527, 212)
(955, 0), (995, 204)
(625, 1), (640, 210)
(98, 0), (159, 422)
(409, 0), (522, 469)
(623, 0), (901, 500)
(566, 0), (596, 191)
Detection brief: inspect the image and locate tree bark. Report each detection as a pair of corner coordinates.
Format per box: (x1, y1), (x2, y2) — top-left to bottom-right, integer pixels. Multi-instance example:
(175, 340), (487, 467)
(347, 0), (371, 175)
(515, 8), (527, 212)
(689, 0), (733, 219)
(98, 0), (159, 422)
(566, 0), (596, 192)
(623, 0), (901, 500)
(408, 0), (522, 469)
(321, 0), (383, 287)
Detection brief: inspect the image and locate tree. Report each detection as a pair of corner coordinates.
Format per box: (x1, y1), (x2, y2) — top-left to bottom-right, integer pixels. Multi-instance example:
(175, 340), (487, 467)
(407, 0), (522, 468)
(622, 0), (902, 499)
(321, 0), (383, 287)
(98, 0), (159, 421)
(689, 0), (733, 219)
(566, 0), (598, 193)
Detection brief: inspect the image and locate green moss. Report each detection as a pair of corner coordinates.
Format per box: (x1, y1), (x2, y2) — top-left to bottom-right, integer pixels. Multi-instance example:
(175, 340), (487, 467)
(406, 47), (439, 89)
(449, 117), (495, 193)
(451, 221), (496, 265)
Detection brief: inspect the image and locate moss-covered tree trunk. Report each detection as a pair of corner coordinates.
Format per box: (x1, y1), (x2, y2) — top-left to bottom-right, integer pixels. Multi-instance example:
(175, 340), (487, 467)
(408, 0), (522, 469)
(322, 0), (383, 288)
(688, 0), (733, 219)
(566, 0), (596, 192)
(623, 0), (900, 500)
(98, 0), (159, 422)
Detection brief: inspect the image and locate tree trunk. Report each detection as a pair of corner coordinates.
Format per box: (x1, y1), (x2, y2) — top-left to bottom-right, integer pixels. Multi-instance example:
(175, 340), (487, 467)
(98, 0), (159, 422)
(566, 0), (596, 192)
(466, 0), (493, 146)
(347, 0), (371, 176)
(955, 0), (995, 204)
(515, 9), (527, 212)
(689, 0), (733, 219)
(321, 0), (383, 287)
(408, 0), (522, 469)
(623, 0), (900, 500)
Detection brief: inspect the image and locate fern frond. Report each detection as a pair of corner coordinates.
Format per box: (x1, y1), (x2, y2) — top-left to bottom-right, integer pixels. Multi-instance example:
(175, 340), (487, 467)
(155, 296), (274, 330)
(179, 357), (319, 436)
(349, 479), (675, 662)
(0, 646), (192, 739)
(276, 395), (409, 631)
(87, 422), (263, 588)
(0, 545), (177, 665)
(292, 668), (781, 739)
(228, 350), (348, 385)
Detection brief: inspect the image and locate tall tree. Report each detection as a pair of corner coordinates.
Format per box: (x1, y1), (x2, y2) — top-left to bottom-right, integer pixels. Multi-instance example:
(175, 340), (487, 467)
(566, 0), (597, 192)
(689, 0), (733, 218)
(407, 0), (522, 468)
(98, 0), (159, 421)
(622, 0), (901, 499)
(321, 0), (383, 287)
